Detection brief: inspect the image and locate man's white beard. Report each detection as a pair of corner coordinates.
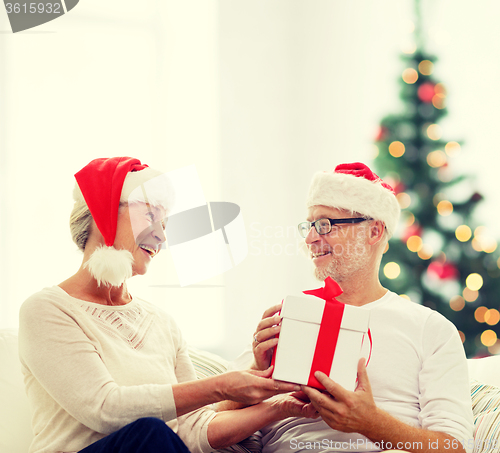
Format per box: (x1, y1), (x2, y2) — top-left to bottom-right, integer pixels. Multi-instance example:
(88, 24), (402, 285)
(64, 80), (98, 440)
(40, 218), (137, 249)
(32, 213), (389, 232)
(313, 237), (369, 283)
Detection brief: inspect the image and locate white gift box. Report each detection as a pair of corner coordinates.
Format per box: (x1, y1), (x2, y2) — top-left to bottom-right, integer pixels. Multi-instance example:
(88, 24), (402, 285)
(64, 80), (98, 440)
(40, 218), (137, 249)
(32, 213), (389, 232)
(272, 295), (370, 391)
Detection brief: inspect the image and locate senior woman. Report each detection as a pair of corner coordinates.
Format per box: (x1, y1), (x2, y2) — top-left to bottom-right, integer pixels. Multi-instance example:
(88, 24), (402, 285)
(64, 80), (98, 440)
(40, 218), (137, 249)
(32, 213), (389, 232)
(19, 157), (315, 453)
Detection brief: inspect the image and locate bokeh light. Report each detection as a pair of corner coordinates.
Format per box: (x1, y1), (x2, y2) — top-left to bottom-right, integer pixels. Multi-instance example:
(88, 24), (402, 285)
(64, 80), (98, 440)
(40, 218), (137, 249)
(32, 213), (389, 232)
(463, 288), (479, 302)
(407, 235), (423, 252)
(481, 330), (497, 347)
(404, 213), (416, 226)
(483, 240), (498, 254)
(384, 262), (401, 279)
(389, 141), (406, 158)
(449, 295), (465, 312)
(475, 306), (488, 323)
(427, 124), (442, 140)
(472, 238), (483, 252)
(426, 150), (447, 167)
(466, 273), (483, 291)
(397, 192), (411, 209)
(475, 226), (488, 237)
(402, 68), (418, 84)
(417, 245), (433, 260)
(418, 60), (434, 75)
(455, 225), (472, 242)
(432, 94), (446, 109)
(488, 340), (500, 355)
(433, 193), (444, 206)
(473, 237), (498, 253)
(401, 41), (417, 55)
(473, 226), (498, 253)
(404, 21), (415, 33)
(437, 200), (453, 216)
(485, 309), (500, 326)
(437, 166), (452, 182)
(445, 141), (461, 156)
(435, 83), (447, 95)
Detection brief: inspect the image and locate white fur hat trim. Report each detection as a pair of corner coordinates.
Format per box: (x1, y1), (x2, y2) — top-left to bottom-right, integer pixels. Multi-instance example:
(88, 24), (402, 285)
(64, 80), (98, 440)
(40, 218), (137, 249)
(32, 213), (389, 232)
(122, 168), (175, 210)
(84, 245), (134, 287)
(306, 171), (401, 238)
(73, 167), (175, 211)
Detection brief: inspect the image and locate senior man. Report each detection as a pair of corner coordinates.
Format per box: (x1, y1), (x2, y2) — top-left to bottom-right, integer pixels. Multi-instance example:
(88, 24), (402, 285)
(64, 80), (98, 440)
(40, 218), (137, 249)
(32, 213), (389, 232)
(247, 162), (473, 453)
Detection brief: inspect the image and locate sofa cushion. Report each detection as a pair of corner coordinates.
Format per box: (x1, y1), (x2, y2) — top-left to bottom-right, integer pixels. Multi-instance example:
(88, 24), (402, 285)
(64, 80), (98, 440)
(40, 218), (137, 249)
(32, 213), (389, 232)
(0, 328), (33, 453)
(188, 346), (229, 379)
(470, 380), (500, 453)
(469, 357), (500, 388)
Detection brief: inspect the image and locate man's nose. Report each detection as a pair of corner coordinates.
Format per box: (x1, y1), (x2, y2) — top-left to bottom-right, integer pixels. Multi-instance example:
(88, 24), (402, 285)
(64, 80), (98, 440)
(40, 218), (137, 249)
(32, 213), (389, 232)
(304, 225), (321, 245)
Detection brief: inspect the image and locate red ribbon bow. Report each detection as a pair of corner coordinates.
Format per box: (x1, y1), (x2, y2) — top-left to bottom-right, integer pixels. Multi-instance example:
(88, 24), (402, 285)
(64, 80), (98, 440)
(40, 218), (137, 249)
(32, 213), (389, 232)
(303, 277), (345, 389)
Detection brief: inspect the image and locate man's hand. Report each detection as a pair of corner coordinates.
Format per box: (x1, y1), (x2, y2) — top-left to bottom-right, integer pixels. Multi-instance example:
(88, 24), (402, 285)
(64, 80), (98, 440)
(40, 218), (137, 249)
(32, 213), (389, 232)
(267, 391), (320, 420)
(252, 304), (282, 370)
(301, 358), (377, 434)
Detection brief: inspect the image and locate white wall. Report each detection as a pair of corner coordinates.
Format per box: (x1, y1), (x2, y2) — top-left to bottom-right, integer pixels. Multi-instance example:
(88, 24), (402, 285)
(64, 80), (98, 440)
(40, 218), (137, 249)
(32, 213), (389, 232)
(0, 0), (499, 358)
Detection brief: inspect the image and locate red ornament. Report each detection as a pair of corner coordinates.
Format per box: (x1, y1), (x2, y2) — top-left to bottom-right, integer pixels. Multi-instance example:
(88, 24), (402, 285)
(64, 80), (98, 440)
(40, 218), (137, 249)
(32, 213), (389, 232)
(392, 181), (406, 195)
(417, 82), (436, 103)
(427, 261), (459, 280)
(470, 192), (483, 203)
(375, 126), (388, 142)
(401, 224), (423, 243)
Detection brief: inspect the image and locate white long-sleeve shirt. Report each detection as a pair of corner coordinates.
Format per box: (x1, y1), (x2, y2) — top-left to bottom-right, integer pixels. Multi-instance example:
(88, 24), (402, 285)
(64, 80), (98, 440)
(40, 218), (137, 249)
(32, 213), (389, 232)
(18, 286), (216, 453)
(232, 291), (474, 453)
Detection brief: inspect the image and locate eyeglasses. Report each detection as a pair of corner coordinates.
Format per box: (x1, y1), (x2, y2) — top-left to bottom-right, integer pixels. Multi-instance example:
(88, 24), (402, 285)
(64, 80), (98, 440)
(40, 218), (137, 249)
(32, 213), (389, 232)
(297, 217), (372, 238)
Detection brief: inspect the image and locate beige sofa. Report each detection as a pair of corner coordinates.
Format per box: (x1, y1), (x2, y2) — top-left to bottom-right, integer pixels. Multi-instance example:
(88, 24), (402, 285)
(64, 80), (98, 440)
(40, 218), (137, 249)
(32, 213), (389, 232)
(1, 328), (499, 453)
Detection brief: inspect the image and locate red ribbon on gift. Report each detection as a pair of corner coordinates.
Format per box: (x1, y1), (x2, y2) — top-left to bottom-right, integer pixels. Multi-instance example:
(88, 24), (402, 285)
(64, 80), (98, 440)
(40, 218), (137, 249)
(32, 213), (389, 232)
(271, 277), (372, 389)
(303, 276), (345, 389)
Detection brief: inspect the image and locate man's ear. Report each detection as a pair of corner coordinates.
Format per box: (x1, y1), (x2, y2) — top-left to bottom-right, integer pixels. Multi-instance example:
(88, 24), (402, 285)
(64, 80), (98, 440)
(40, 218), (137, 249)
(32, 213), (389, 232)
(368, 220), (385, 245)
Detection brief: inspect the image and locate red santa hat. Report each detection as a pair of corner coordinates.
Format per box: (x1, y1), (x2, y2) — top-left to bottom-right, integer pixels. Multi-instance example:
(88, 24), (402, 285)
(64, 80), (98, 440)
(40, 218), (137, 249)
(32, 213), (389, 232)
(74, 157), (174, 287)
(306, 162), (400, 238)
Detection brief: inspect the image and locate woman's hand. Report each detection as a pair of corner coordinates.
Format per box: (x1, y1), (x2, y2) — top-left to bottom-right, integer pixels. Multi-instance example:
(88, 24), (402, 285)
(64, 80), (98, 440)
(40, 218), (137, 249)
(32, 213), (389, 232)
(252, 304), (282, 370)
(267, 391), (319, 420)
(220, 367), (301, 405)
(208, 391), (318, 450)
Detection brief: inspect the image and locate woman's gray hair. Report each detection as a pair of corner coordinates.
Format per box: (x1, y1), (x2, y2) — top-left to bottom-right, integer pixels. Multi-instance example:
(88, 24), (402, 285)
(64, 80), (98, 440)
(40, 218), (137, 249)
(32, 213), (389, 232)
(69, 202), (130, 251)
(69, 202), (93, 252)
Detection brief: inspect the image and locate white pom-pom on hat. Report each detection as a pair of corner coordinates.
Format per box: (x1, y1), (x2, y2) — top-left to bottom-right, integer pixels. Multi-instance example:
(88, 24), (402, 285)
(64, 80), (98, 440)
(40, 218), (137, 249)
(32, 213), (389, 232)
(306, 162), (400, 238)
(84, 246), (134, 287)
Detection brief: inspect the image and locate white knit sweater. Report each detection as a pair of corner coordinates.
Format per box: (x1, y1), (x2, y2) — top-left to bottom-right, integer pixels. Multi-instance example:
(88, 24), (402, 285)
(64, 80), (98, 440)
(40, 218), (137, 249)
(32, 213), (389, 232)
(19, 286), (216, 453)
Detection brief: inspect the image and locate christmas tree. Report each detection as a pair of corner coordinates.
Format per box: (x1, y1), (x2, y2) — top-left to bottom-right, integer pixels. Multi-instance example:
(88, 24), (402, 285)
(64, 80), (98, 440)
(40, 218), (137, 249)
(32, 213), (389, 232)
(373, 1), (500, 357)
